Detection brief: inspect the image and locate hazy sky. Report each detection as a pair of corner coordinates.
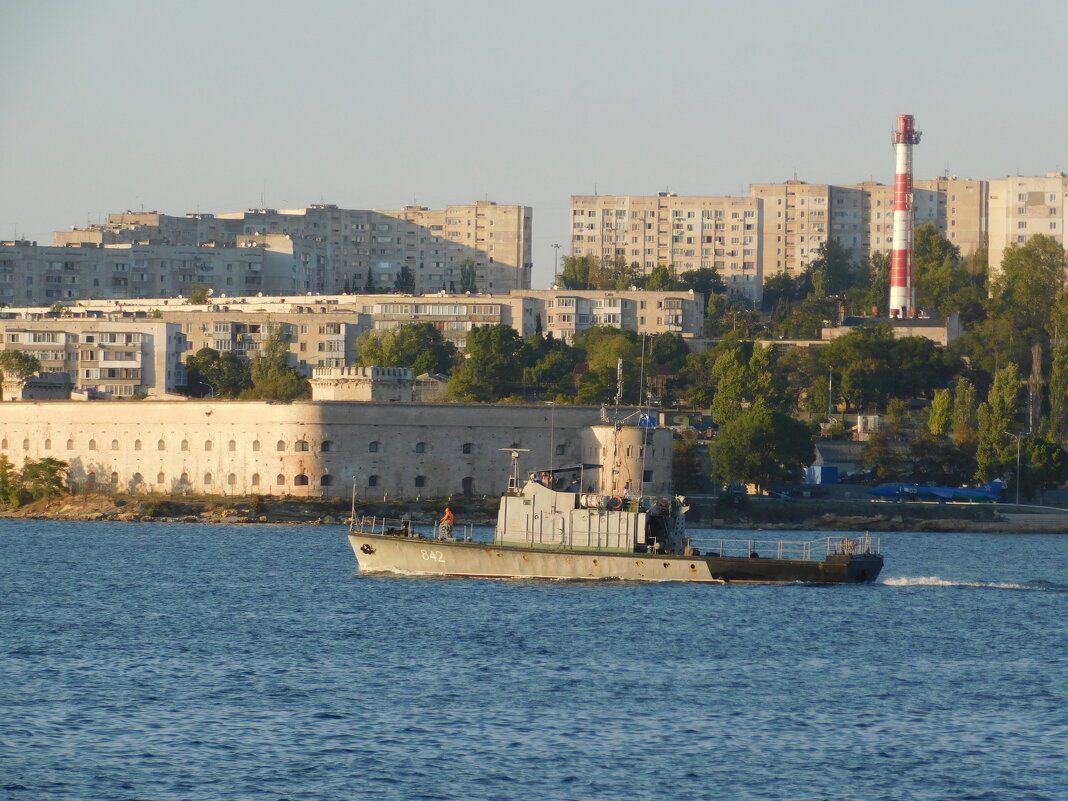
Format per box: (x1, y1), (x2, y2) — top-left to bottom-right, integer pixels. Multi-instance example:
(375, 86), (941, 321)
(3, 0), (1067, 287)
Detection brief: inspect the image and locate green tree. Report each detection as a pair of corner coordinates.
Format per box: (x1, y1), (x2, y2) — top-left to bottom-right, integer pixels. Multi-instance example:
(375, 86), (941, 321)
(363, 269), (377, 294)
(710, 401), (814, 493)
(0, 349), (41, 380)
(1022, 437), (1068, 502)
(951, 376), (978, 443)
(394, 265), (416, 294)
(447, 324), (526, 402)
(1045, 346), (1068, 441)
(928, 388), (953, 438)
(0, 454), (18, 506)
(184, 347), (252, 398)
(356, 323), (458, 375)
(678, 267), (725, 298)
(20, 457), (68, 500)
(807, 238), (860, 295)
(557, 255), (596, 289)
(243, 325), (309, 402)
(975, 364), (1022, 482)
(644, 265), (677, 291)
(459, 260), (478, 293)
(187, 285), (211, 305)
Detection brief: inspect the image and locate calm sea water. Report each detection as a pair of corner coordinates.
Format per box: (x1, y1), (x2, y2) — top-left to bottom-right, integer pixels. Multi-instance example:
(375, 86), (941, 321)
(1, 520), (1066, 801)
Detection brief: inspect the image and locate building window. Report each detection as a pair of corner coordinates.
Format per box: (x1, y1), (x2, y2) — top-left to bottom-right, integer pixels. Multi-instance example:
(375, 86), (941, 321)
(134, 439), (142, 451)
(276, 440), (286, 451)
(320, 475), (334, 486)
(44, 439), (51, 450)
(251, 473), (260, 487)
(157, 439), (166, 451)
(88, 439), (97, 451)
(157, 472), (165, 484)
(321, 440), (333, 452)
(228, 440), (236, 452)
(462, 442), (473, 454)
(23, 438), (29, 450)
(180, 440), (189, 452)
(556, 444), (566, 456)
(276, 474), (286, 486)
(295, 440), (309, 452)
(204, 440), (213, 451)
(369, 441), (379, 453)
(228, 473), (237, 487)
(203, 473), (213, 485)
(132, 472), (143, 486)
(294, 474), (309, 486)
(415, 475), (426, 488)
(415, 442), (426, 453)
(252, 440), (261, 452)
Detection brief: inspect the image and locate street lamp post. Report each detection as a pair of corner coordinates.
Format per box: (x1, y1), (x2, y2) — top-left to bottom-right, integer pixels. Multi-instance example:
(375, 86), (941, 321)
(199, 382), (214, 399)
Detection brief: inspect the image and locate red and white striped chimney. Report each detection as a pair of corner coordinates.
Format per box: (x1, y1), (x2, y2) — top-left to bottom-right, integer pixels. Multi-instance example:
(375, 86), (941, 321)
(889, 114), (921, 318)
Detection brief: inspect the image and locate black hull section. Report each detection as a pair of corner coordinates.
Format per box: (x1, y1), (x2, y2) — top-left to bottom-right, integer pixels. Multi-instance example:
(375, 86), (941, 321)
(704, 553), (883, 584)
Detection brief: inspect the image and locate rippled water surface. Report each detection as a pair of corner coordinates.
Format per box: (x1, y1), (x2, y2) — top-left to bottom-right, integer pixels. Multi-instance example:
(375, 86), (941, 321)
(2, 521), (1066, 800)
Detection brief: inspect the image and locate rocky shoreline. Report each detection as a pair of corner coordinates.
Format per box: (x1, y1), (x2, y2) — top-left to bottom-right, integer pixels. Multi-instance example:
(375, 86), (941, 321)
(2, 493), (1067, 533)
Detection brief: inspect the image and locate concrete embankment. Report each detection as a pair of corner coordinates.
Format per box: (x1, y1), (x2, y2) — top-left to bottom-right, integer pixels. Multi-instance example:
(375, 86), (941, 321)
(2, 493), (1068, 533)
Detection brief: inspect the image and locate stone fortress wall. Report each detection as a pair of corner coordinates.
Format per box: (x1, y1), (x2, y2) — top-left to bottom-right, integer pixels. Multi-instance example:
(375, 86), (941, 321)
(0, 401), (673, 501)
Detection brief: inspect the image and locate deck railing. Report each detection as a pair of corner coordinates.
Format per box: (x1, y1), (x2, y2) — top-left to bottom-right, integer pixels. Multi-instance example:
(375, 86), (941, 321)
(349, 515), (475, 542)
(687, 534), (880, 561)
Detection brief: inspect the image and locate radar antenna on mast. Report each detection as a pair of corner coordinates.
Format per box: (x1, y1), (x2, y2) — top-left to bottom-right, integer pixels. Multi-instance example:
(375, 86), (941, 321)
(499, 447), (530, 495)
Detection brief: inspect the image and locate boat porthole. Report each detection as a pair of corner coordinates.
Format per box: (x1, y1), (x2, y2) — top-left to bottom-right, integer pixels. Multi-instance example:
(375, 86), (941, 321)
(690, 564), (696, 571)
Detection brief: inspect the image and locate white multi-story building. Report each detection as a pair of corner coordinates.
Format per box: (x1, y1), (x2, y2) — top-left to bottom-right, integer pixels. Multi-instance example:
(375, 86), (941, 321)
(987, 172), (1068, 279)
(48, 200), (532, 297)
(0, 319), (187, 397)
(570, 194), (762, 303)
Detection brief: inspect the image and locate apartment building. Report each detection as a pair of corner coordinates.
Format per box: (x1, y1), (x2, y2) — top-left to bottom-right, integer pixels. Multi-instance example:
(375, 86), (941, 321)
(0, 237), (328, 305)
(987, 172), (1068, 278)
(512, 289), (705, 342)
(0, 319), (187, 397)
(570, 194), (762, 304)
(51, 201), (532, 296)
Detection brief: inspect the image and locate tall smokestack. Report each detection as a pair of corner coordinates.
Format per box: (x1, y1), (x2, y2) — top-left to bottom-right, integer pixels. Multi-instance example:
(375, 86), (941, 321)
(889, 114), (921, 318)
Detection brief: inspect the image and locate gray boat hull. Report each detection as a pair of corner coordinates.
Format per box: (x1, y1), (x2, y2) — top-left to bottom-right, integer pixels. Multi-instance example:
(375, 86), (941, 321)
(348, 531), (883, 584)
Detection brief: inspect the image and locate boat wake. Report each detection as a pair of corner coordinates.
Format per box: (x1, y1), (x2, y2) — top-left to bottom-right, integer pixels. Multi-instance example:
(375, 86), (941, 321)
(884, 576), (1068, 591)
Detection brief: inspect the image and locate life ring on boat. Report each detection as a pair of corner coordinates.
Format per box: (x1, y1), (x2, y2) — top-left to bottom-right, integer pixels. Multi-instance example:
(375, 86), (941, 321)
(608, 496), (624, 510)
